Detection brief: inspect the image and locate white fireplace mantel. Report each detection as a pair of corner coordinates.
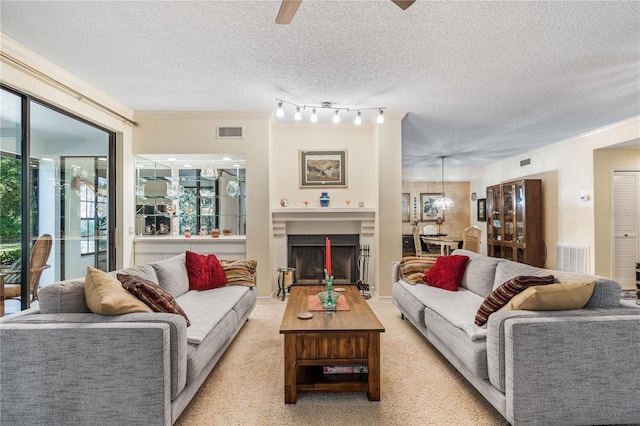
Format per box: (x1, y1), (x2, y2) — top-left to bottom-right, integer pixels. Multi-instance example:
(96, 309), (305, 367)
(271, 207), (375, 237)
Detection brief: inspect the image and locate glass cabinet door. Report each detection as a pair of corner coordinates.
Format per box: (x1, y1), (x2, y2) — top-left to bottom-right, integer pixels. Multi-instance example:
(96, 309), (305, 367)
(502, 183), (514, 242)
(487, 185), (502, 241)
(515, 181), (525, 243)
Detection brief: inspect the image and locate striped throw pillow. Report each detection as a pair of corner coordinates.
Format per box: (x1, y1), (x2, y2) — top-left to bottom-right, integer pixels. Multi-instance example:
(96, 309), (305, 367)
(399, 257), (437, 285)
(118, 273), (191, 326)
(220, 259), (257, 287)
(474, 275), (555, 326)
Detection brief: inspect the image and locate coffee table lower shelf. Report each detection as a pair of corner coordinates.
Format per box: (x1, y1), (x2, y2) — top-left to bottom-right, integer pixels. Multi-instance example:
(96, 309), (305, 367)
(296, 365), (369, 393)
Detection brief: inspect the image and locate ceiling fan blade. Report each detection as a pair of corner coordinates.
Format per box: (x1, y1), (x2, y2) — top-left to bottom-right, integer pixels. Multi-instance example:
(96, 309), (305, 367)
(276, 0), (302, 25)
(391, 0), (415, 10)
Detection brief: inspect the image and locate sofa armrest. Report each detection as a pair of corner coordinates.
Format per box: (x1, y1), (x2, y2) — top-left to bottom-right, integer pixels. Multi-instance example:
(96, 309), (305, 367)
(392, 261), (401, 283)
(8, 312), (188, 400)
(488, 310), (640, 425)
(0, 322), (173, 426)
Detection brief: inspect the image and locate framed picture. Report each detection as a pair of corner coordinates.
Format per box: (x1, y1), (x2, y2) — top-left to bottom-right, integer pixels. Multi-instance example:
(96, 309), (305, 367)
(420, 193), (443, 222)
(299, 150), (347, 188)
(477, 198), (487, 221)
(401, 193), (410, 222)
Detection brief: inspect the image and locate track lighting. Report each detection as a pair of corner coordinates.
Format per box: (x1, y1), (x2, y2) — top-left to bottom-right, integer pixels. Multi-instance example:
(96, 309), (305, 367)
(275, 98), (386, 124)
(354, 111), (362, 125)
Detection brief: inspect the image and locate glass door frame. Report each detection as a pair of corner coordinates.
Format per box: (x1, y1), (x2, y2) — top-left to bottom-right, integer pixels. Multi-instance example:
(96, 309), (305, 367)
(1, 84), (116, 310)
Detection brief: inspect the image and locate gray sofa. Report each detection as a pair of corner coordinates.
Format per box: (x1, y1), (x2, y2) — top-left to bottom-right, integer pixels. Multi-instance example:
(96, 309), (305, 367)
(0, 253), (257, 425)
(392, 249), (640, 426)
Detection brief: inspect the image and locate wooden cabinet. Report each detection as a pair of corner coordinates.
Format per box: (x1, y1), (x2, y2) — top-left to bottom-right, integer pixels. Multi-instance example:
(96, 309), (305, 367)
(486, 179), (544, 267)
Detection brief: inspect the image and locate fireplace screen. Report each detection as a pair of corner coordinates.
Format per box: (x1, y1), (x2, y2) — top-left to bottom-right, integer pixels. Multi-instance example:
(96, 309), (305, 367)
(288, 235), (359, 284)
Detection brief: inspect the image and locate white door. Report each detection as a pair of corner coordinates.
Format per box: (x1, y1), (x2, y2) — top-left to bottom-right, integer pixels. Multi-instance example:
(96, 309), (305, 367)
(612, 170), (639, 288)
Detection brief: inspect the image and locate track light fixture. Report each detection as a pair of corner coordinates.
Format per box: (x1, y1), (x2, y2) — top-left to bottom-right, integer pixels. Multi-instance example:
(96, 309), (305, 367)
(275, 99), (387, 124)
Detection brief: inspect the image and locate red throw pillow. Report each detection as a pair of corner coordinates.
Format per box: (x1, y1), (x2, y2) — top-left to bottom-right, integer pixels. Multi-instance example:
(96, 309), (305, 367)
(118, 273), (191, 326)
(474, 275), (555, 326)
(423, 255), (470, 291)
(185, 251), (227, 291)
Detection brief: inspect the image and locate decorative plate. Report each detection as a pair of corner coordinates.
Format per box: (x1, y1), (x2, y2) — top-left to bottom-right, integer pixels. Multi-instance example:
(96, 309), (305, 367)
(334, 288), (346, 292)
(297, 312), (313, 319)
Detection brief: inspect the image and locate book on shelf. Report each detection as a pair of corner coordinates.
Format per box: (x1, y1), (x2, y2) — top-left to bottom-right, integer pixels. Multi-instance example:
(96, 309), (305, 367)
(323, 365), (368, 374)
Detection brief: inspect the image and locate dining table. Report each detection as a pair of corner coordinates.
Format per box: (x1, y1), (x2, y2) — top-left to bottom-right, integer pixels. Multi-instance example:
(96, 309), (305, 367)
(421, 235), (463, 256)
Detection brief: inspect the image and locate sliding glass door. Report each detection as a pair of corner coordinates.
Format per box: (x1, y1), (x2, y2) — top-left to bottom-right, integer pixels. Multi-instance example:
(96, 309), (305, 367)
(1, 85), (115, 316)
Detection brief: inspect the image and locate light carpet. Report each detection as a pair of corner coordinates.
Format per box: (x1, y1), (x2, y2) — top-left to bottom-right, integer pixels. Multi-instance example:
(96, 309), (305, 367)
(175, 298), (507, 426)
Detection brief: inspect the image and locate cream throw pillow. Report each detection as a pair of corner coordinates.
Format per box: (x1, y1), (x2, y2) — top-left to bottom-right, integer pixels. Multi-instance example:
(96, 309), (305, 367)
(500, 281), (596, 311)
(85, 267), (150, 315)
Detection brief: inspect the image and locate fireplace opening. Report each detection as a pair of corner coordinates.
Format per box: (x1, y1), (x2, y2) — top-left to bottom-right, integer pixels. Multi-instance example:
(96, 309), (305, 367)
(288, 234), (359, 284)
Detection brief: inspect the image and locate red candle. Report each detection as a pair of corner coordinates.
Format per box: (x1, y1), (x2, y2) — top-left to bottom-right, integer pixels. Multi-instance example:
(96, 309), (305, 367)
(326, 237), (332, 277)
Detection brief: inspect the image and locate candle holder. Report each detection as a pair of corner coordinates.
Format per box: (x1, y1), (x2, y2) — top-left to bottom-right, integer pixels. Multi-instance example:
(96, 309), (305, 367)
(319, 269), (337, 311)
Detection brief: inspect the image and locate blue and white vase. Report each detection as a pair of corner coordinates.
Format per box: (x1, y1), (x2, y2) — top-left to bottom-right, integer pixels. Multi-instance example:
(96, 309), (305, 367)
(319, 192), (330, 207)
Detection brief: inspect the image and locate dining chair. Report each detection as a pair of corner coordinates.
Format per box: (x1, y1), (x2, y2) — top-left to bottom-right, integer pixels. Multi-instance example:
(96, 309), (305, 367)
(462, 226), (482, 253)
(1, 234), (52, 316)
(412, 227), (438, 257)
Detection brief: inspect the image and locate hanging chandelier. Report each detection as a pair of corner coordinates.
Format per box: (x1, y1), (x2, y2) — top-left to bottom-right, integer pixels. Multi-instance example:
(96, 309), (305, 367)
(433, 157), (455, 211)
(275, 99), (386, 124)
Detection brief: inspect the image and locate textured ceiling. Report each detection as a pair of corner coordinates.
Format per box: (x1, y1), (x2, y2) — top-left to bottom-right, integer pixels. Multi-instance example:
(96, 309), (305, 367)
(1, 1), (638, 168)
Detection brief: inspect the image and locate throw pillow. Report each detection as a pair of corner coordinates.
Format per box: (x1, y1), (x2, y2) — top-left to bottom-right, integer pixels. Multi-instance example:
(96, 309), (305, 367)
(474, 275), (555, 326)
(118, 273), (191, 326)
(399, 257), (437, 285)
(500, 281), (596, 311)
(84, 267), (150, 315)
(423, 255), (470, 291)
(219, 259), (258, 287)
(185, 251), (227, 291)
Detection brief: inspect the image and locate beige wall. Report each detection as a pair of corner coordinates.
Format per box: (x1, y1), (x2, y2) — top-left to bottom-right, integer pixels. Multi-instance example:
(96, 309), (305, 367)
(593, 148), (640, 281)
(133, 111), (273, 296)
(270, 113), (405, 296)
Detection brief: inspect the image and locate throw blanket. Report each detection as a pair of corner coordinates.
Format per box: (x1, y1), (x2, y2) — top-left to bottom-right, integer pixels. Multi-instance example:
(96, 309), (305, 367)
(399, 280), (487, 340)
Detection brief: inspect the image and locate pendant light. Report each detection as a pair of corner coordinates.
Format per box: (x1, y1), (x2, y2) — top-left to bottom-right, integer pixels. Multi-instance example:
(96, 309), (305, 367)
(433, 157), (454, 210)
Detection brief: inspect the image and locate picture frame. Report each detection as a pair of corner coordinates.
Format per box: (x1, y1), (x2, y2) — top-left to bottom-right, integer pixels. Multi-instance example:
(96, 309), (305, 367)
(477, 198), (487, 221)
(299, 150), (347, 188)
(420, 193), (443, 222)
(401, 193), (410, 222)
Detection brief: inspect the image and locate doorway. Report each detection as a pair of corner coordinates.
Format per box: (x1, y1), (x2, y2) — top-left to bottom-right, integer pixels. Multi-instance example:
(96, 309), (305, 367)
(611, 170), (639, 289)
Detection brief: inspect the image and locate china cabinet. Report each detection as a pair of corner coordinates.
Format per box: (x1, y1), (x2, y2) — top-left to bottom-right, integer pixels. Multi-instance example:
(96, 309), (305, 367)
(486, 179), (544, 267)
(135, 155), (246, 236)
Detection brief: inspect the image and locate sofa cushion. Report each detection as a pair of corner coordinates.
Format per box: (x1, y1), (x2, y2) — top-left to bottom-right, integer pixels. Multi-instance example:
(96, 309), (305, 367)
(399, 281), (487, 340)
(493, 260), (543, 290)
(501, 281), (596, 311)
(220, 259), (257, 287)
(176, 285), (250, 344)
(150, 253), (189, 298)
(475, 275), (555, 326)
(399, 257), (437, 284)
(38, 279), (90, 314)
(118, 273), (191, 326)
(84, 267), (151, 315)
(537, 269), (622, 308)
(186, 251), (227, 291)
(454, 249), (505, 298)
(108, 264), (158, 284)
(423, 255), (469, 291)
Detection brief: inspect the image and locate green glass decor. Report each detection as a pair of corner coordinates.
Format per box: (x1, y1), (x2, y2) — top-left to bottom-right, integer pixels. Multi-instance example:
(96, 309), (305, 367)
(320, 268), (337, 311)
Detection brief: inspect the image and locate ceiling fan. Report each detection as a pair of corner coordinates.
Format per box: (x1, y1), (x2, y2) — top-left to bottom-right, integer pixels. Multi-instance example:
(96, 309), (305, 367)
(276, 0), (415, 25)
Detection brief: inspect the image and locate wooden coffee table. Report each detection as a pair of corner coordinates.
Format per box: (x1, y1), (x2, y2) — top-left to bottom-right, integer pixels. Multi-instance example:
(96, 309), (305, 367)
(279, 285), (385, 404)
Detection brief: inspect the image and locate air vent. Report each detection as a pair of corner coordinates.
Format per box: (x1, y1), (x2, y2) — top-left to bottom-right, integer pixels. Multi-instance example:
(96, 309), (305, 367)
(216, 126), (244, 139)
(556, 244), (588, 274)
(520, 158), (531, 167)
